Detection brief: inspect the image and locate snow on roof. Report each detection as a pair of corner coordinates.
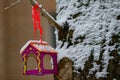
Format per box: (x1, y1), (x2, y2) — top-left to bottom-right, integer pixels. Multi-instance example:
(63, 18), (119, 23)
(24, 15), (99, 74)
(56, 0), (120, 78)
(20, 40), (57, 54)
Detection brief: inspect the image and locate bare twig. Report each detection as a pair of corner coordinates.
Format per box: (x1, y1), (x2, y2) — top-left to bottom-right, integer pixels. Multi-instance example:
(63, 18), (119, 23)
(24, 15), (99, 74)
(0, 0), (23, 14)
(29, 0), (63, 31)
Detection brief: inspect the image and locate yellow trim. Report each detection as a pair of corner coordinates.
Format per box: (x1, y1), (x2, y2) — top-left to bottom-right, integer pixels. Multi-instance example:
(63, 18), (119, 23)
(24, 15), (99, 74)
(37, 53), (41, 72)
(23, 54), (27, 74)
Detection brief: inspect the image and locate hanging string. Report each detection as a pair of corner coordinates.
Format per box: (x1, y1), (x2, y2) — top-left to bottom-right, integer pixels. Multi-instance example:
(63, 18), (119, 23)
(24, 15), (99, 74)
(0, 0), (23, 14)
(32, 4), (43, 42)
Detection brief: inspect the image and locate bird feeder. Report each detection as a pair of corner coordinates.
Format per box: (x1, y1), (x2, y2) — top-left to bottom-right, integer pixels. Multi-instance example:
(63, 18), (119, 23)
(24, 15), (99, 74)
(20, 40), (58, 75)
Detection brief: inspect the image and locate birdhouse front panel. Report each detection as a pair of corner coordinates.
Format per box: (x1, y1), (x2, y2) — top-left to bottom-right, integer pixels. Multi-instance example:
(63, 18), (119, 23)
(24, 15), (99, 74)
(22, 44), (41, 75)
(20, 40), (58, 75)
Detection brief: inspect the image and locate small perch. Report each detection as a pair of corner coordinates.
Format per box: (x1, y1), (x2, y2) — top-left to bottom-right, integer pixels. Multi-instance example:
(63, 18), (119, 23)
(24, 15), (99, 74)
(29, 0), (63, 31)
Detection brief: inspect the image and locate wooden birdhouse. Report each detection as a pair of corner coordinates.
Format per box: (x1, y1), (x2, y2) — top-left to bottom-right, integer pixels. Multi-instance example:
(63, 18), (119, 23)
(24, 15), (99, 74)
(20, 40), (58, 75)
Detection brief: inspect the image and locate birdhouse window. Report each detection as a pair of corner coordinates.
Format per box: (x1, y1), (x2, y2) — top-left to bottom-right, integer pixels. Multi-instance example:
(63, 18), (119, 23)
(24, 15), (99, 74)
(27, 53), (38, 70)
(43, 54), (53, 70)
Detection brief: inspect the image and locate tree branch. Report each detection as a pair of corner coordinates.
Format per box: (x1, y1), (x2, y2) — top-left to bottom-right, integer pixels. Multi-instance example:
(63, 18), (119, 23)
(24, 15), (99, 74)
(29, 0), (63, 31)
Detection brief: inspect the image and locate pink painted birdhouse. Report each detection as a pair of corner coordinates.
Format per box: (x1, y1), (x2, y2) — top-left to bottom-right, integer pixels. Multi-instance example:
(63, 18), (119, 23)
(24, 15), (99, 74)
(20, 40), (58, 75)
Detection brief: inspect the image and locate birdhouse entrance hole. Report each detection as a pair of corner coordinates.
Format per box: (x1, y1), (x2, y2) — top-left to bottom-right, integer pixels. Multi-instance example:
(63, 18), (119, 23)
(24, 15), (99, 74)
(43, 54), (53, 70)
(27, 53), (38, 70)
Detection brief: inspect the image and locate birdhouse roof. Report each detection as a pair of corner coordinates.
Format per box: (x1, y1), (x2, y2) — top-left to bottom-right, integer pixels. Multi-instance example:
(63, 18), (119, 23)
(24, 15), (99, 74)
(20, 40), (57, 54)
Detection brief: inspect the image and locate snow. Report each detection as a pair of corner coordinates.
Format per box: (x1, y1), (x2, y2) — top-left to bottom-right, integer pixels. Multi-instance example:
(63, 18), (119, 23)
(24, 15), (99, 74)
(56, 0), (120, 79)
(34, 42), (56, 52)
(20, 40), (56, 53)
(95, 71), (108, 79)
(89, 62), (100, 74)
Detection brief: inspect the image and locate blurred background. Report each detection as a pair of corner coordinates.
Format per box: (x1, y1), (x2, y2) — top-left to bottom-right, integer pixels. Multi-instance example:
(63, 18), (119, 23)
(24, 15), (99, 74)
(0, 0), (56, 80)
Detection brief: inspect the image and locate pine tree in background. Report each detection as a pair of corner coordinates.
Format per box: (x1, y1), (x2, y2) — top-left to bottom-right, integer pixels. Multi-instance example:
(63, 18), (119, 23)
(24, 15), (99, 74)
(54, 0), (120, 80)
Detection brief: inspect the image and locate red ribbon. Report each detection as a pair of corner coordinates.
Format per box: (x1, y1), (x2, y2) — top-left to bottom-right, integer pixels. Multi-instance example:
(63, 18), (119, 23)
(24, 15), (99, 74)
(32, 4), (43, 41)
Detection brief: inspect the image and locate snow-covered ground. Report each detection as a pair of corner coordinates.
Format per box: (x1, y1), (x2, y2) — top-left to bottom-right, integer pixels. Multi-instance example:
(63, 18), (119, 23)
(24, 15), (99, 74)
(56, 0), (120, 78)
